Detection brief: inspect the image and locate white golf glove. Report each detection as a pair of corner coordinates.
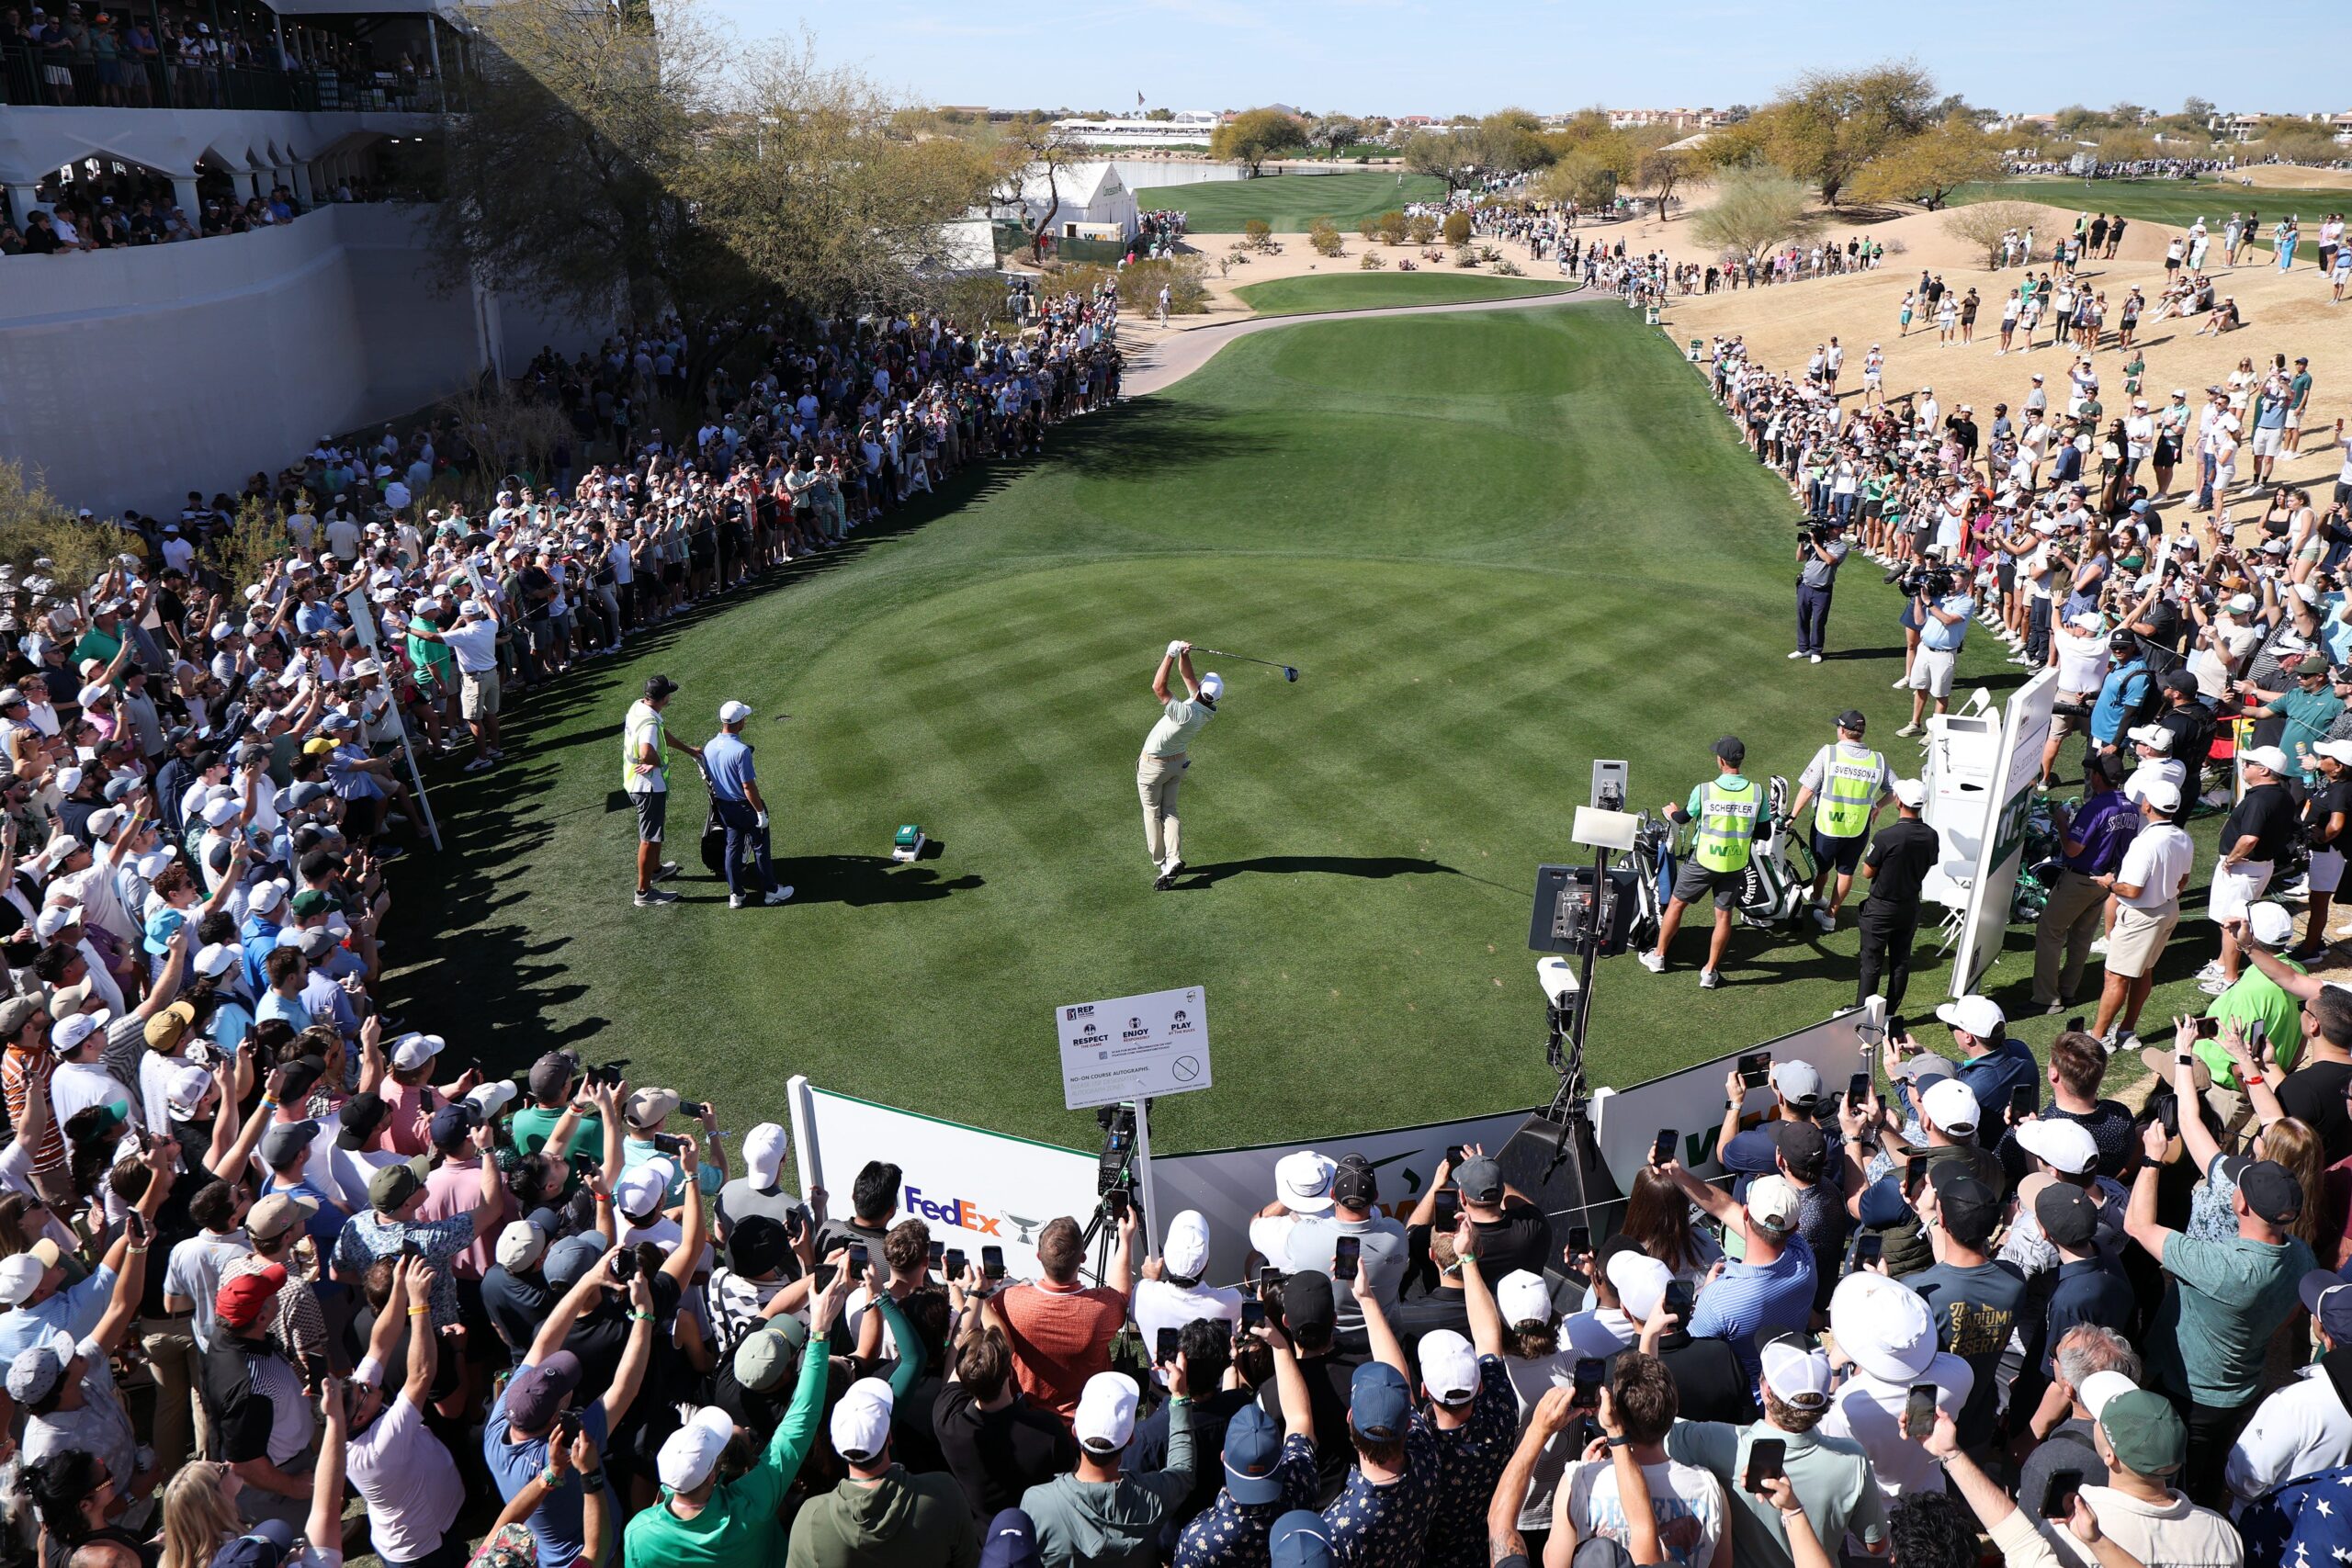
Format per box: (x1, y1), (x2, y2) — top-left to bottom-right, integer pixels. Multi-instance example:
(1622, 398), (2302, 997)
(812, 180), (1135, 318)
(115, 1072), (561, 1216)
(754, 811), (769, 829)
(1165, 639), (1185, 659)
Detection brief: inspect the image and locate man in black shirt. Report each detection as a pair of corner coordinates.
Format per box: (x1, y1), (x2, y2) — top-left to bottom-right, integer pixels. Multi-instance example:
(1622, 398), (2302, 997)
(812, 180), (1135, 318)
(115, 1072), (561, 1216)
(1255, 1271), (1354, 1504)
(2298, 739), (2352, 961)
(2211, 746), (2299, 988)
(1440, 1153), (1550, 1279)
(2233, 933), (2352, 1164)
(1627, 1289), (1755, 1426)
(1854, 778), (1939, 1013)
(933, 1303), (1079, 1518)
(2154, 671), (2215, 799)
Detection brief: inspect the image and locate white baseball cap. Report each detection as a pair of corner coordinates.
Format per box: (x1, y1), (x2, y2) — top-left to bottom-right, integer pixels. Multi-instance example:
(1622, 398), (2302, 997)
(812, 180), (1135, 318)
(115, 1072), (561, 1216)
(1891, 778), (1928, 808)
(614, 1162), (670, 1218)
(2244, 745), (2293, 776)
(1922, 1077), (1982, 1134)
(1769, 1060), (1823, 1106)
(1273, 1151), (1337, 1214)
(1759, 1334), (1834, 1409)
(1162, 1209), (1212, 1279)
(1935, 995), (2005, 1038)
(2076, 1370), (2139, 1418)
(2139, 778), (2182, 813)
(2248, 901), (2297, 947)
(1496, 1269), (1553, 1325)
(1074, 1371), (1139, 1453)
(1199, 672), (1224, 701)
(50, 1011), (109, 1054)
(1419, 1329), (1480, 1405)
(1746, 1174), (1801, 1234)
(390, 1033), (445, 1071)
(468, 1079), (520, 1120)
(247, 881), (287, 913)
(657, 1405), (735, 1493)
(1604, 1250), (1672, 1322)
(495, 1221), (548, 1272)
(1827, 1270), (1940, 1383)
(2125, 724), (2173, 752)
(2015, 1117), (2098, 1176)
(718, 700), (752, 724)
(742, 1122), (788, 1187)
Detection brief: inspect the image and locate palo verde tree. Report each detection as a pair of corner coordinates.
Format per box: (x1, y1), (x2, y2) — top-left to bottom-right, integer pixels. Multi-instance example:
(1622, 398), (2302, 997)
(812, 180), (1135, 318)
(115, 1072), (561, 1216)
(1211, 107), (1305, 175)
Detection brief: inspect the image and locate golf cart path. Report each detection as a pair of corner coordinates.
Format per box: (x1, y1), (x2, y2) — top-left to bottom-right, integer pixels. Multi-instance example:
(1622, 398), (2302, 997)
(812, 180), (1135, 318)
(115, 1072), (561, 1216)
(1121, 286), (1603, 398)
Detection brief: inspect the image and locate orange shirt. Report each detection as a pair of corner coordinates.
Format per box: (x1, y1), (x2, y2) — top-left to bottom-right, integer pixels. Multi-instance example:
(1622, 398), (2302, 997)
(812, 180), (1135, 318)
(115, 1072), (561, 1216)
(998, 1277), (1126, 1427)
(1, 1044), (65, 1175)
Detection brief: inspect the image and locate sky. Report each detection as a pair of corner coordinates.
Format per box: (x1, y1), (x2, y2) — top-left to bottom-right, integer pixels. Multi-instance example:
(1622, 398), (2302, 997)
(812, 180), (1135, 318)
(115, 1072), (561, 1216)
(713, 1), (2348, 118)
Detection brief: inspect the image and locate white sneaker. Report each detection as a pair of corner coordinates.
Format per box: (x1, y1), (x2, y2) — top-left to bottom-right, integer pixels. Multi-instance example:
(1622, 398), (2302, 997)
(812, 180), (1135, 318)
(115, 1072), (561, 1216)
(1789, 649), (1807, 659)
(1892, 675), (1910, 689)
(1809, 653), (1823, 664)
(1896, 721), (1920, 738)
(1638, 951), (1666, 974)
(2199, 976), (2232, 996)
(765, 886), (795, 904)
(1700, 968), (1723, 989)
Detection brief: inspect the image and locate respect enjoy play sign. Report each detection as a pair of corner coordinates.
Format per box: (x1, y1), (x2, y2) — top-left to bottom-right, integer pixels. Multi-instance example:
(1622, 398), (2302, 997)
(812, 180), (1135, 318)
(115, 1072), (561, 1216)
(1055, 986), (1213, 1111)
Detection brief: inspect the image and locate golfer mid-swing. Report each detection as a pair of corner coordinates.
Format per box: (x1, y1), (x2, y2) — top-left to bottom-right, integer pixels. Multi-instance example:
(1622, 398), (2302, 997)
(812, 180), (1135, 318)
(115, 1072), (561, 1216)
(1139, 639), (1221, 890)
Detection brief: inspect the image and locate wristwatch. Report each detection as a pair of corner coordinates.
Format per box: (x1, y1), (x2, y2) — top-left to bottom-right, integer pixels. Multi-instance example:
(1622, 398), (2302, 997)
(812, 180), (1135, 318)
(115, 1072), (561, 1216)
(1605, 1434), (1631, 1450)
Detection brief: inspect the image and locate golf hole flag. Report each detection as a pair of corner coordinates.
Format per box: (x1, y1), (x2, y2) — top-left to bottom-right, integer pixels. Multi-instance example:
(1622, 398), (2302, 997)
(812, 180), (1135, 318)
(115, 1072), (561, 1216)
(1057, 987), (1212, 1110)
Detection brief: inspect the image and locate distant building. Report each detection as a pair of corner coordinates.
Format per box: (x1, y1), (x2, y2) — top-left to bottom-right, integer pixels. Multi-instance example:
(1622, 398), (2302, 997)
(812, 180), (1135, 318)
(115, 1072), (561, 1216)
(1602, 107), (1725, 131)
(1049, 112), (1218, 147)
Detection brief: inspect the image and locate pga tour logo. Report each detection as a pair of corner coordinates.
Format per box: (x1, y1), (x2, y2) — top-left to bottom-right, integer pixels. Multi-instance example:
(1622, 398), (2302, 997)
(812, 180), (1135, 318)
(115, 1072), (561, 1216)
(1065, 1006), (1095, 1021)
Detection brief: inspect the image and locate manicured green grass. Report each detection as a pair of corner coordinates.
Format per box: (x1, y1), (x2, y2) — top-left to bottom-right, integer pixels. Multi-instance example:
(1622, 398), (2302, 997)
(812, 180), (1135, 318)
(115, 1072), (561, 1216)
(1951, 176), (2352, 264)
(385, 303), (2214, 1156)
(1137, 171), (1449, 232)
(1235, 273), (1578, 316)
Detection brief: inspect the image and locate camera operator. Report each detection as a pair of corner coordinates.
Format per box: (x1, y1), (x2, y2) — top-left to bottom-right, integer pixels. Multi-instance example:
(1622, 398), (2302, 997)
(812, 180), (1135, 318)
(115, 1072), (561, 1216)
(1895, 565), (1973, 739)
(1792, 516), (1849, 664)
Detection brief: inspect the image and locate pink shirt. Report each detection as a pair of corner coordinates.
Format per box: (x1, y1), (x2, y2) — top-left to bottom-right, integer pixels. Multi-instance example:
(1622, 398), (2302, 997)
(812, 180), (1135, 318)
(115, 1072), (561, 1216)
(414, 1156), (505, 1280)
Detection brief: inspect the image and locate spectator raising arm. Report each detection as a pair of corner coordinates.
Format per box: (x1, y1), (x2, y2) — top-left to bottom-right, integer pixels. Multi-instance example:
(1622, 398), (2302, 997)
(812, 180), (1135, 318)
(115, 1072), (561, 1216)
(1926, 1411), (2147, 1568)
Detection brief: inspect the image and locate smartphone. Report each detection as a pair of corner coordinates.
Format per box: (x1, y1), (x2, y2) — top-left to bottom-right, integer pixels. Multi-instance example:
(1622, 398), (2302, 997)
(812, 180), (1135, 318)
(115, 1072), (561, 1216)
(2040, 1468), (2085, 1520)
(1850, 1233), (1883, 1269)
(928, 1241), (945, 1269)
(2249, 1019), (2269, 1053)
(1651, 1128), (1678, 1168)
(675, 1100), (707, 1119)
(555, 1410), (582, 1448)
(1737, 1051), (1771, 1089)
(126, 1210), (149, 1245)
(846, 1243), (870, 1275)
(1259, 1269), (1287, 1296)
(1847, 1071), (1871, 1108)
(400, 1238), (422, 1260)
(2065, 1015), (2086, 1033)
(1156, 1326), (1180, 1364)
(1333, 1235), (1361, 1282)
(2009, 1084), (2037, 1124)
(1662, 1279), (1695, 1320)
(1566, 1224), (1592, 1258)
(302, 1352), (330, 1390)
(944, 1248), (967, 1278)
(1744, 1437), (1787, 1495)
(1885, 1014), (1907, 1045)
(1570, 1358), (1605, 1410)
(981, 1245), (1006, 1281)
(650, 1133), (684, 1156)
(1239, 1299), (1266, 1330)
(2155, 1095), (2181, 1139)
(1903, 1384), (1938, 1439)
(2193, 1017), (2221, 1040)
(1104, 1188), (1130, 1220)
(1444, 1144), (1466, 1167)
(611, 1248), (636, 1281)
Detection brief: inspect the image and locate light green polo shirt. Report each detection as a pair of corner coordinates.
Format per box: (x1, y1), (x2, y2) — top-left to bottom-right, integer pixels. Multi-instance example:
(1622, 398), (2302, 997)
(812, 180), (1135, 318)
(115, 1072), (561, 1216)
(1142, 694), (1215, 758)
(2196, 956), (2305, 1089)
(1665, 1419), (1887, 1568)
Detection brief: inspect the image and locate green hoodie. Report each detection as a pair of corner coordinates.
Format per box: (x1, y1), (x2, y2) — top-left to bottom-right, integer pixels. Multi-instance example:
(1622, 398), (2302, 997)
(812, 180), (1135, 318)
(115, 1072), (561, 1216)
(1019, 1398), (1195, 1568)
(785, 1466), (976, 1568)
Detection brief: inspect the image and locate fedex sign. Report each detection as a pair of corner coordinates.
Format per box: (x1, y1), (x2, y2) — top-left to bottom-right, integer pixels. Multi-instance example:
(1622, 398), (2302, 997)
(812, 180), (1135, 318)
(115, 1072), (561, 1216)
(903, 1184), (1005, 1237)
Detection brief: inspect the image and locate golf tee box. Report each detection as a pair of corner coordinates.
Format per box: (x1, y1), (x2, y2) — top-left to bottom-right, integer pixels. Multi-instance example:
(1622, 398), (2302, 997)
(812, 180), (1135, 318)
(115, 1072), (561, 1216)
(891, 824), (925, 863)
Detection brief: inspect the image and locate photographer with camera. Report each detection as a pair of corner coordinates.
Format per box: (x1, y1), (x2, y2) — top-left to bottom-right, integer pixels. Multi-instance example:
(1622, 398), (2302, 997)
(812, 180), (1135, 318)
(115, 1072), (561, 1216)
(1895, 564), (1974, 739)
(1792, 516), (1849, 664)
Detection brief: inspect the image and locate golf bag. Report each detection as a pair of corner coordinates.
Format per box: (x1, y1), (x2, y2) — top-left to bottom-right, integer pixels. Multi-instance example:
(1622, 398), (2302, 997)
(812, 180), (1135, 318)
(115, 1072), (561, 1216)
(695, 762), (759, 880)
(1623, 812), (1679, 951)
(1736, 776), (1818, 929)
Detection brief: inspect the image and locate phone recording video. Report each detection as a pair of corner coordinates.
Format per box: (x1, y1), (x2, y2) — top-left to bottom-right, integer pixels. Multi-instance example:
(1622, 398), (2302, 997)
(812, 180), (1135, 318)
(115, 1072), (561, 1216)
(1744, 1438), (1787, 1495)
(2040, 1468), (2085, 1520)
(1737, 1052), (1770, 1089)
(981, 1245), (1006, 1280)
(1332, 1235), (1362, 1282)
(1847, 1071), (1871, 1108)
(847, 1243), (870, 1275)
(1570, 1358), (1605, 1409)
(944, 1248), (967, 1279)
(1651, 1128), (1678, 1168)
(1903, 1384), (1938, 1439)
(1156, 1326), (1180, 1365)
(1566, 1224), (1592, 1258)
(1849, 1233), (1883, 1270)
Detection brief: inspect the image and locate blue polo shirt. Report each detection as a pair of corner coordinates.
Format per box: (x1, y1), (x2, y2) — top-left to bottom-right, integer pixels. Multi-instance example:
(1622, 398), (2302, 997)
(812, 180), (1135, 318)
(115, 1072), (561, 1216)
(702, 732), (758, 804)
(1687, 1233), (1817, 1388)
(1953, 1037), (2042, 1126)
(2089, 660), (2151, 746)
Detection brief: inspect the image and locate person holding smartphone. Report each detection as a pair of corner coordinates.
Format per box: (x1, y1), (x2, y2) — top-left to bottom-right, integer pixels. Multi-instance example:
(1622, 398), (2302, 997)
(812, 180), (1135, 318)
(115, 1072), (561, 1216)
(1658, 1332), (1889, 1568)
(1132, 1209), (1241, 1390)
(1817, 1271), (1973, 1503)
(994, 1208), (1137, 1427)
(1278, 1155), (1408, 1354)
(1648, 1145), (1817, 1390)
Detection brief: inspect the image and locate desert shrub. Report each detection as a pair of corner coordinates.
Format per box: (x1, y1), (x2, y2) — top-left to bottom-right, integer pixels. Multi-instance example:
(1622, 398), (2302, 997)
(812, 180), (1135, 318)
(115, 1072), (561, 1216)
(1359, 250), (1385, 269)
(1442, 210), (1472, 246)
(1453, 245), (1479, 267)
(1408, 214), (1438, 245)
(1242, 219), (1272, 250)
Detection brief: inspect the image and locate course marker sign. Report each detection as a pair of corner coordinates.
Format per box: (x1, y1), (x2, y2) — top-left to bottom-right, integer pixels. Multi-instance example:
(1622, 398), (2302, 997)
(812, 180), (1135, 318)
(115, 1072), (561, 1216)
(1056, 987), (1212, 1111)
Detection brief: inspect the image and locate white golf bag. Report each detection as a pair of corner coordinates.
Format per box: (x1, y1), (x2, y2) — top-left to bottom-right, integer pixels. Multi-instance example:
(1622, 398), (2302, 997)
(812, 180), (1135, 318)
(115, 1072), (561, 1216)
(1736, 776), (1817, 929)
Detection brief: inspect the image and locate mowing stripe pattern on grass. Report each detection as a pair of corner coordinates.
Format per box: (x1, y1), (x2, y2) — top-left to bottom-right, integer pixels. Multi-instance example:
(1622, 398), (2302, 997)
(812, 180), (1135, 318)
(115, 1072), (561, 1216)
(1136, 172), (1450, 233)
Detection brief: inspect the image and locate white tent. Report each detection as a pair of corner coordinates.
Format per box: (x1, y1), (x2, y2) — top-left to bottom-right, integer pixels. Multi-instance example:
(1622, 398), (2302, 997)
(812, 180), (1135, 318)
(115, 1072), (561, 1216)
(1010, 161), (1138, 243)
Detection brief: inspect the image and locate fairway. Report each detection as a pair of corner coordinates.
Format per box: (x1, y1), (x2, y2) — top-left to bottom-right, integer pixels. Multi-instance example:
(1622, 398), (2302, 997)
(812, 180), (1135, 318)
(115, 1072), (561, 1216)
(385, 302), (2211, 1157)
(1137, 171), (1448, 231)
(1235, 273), (1579, 316)
(1951, 175), (2352, 262)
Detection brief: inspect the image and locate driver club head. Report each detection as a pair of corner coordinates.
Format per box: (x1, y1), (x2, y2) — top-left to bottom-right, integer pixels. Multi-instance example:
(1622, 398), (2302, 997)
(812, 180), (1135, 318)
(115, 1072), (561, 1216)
(1283, 667), (1299, 682)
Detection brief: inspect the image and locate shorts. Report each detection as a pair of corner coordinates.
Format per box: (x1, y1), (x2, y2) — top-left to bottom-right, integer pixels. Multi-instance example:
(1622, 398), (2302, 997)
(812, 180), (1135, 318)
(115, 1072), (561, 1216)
(1906, 646), (1958, 699)
(630, 788), (667, 844)
(1811, 829), (1867, 874)
(2105, 902), (2178, 979)
(2050, 694), (2094, 740)
(2287, 407), (2304, 431)
(2311, 847), (2346, 896)
(460, 671), (500, 720)
(2211, 858), (2274, 922)
(2252, 425), (2285, 457)
(1670, 858), (1747, 911)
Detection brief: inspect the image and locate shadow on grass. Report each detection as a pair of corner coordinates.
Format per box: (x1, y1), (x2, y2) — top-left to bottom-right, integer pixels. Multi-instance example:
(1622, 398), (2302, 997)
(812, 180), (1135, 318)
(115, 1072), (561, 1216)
(1173, 854), (1460, 889)
(767, 852), (985, 906)
(1048, 400), (1275, 482)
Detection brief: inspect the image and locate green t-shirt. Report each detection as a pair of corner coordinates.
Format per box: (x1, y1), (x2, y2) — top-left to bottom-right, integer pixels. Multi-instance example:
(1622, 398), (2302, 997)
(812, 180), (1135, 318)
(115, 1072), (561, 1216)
(622, 1335), (831, 1568)
(73, 626), (122, 672)
(1664, 1421), (1887, 1568)
(2153, 1228), (2314, 1407)
(511, 1104), (600, 1160)
(2196, 957), (2306, 1089)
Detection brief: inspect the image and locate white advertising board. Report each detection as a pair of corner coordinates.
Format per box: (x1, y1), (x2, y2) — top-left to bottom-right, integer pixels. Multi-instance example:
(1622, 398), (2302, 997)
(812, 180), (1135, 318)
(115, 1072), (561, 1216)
(1056, 986), (1212, 1110)
(1148, 1106), (1543, 1288)
(1951, 670), (2058, 998)
(1588, 1008), (1880, 1193)
(787, 1076), (1104, 1280)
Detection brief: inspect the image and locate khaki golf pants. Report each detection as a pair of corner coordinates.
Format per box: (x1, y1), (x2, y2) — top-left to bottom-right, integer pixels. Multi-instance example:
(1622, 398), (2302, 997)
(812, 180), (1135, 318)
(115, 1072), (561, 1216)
(2032, 867), (2109, 1006)
(1138, 751), (1187, 867)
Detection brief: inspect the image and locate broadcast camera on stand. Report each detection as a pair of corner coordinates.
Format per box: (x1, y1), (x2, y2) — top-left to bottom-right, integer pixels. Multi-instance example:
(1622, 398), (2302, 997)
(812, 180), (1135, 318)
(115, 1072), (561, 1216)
(1079, 1102), (1141, 1285)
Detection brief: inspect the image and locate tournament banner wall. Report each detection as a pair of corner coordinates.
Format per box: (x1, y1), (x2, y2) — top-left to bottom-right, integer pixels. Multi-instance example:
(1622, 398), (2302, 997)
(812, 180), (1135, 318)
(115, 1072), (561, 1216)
(1588, 1008), (1878, 1193)
(1148, 1107), (1541, 1290)
(787, 1076), (1103, 1280)
(1951, 670), (2059, 998)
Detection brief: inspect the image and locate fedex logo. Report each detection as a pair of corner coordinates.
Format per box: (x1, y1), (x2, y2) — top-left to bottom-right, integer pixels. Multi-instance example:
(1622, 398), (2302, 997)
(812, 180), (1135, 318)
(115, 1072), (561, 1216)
(904, 1184), (1002, 1235)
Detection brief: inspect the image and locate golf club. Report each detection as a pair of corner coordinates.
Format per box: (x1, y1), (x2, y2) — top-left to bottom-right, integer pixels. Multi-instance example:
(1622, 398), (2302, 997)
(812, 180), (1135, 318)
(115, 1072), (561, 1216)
(1194, 648), (1300, 682)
